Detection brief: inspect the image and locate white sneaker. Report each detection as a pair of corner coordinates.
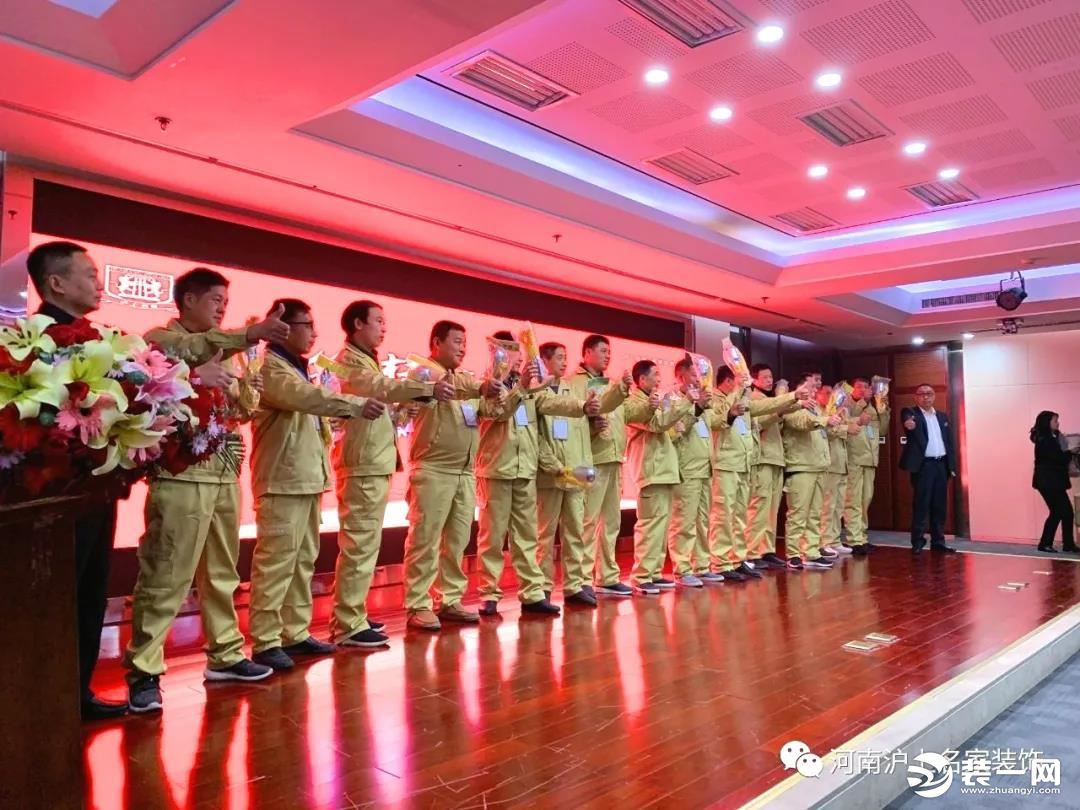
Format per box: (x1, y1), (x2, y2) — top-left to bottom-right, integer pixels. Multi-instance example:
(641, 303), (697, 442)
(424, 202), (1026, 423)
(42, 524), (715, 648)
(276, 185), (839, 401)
(833, 544), (854, 555)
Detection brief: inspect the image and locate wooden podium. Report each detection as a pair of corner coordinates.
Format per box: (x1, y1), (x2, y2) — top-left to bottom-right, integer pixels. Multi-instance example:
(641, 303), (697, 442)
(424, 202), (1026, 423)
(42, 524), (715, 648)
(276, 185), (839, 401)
(0, 497), (84, 810)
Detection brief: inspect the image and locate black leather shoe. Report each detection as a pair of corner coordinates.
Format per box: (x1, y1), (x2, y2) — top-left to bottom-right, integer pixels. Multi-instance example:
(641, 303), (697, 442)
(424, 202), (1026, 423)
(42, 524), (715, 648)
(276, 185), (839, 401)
(521, 598), (560, 616)
(82, 695), (129, 721)
(1063, 545), (1079, 554)
(931, 544), (957, 554)
(912, 545), (924, 555)
(1038, 545), (1058, 553)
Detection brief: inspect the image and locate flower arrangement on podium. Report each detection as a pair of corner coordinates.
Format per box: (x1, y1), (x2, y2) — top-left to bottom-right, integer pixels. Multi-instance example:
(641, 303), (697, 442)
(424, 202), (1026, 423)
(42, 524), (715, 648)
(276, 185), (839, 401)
(0, 314), (235, 504)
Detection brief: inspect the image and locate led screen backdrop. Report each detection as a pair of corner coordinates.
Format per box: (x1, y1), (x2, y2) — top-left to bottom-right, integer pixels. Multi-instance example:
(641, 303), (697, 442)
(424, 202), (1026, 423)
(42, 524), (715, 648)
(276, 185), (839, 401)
(29, 234), (687, 548)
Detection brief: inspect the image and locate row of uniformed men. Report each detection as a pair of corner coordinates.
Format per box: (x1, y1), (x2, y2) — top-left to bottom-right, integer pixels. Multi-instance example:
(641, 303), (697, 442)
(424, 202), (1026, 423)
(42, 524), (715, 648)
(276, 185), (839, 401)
(121, 267), (888, 713)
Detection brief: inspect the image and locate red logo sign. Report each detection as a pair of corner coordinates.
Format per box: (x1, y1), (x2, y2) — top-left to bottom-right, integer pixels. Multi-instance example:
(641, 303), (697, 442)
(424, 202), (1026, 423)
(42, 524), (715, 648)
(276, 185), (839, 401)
(103, 264), (176, 311)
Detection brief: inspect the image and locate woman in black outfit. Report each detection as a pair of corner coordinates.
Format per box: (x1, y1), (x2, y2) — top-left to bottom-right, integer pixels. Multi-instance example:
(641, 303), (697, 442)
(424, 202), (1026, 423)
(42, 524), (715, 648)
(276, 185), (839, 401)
(1031, 410), (1077, 553)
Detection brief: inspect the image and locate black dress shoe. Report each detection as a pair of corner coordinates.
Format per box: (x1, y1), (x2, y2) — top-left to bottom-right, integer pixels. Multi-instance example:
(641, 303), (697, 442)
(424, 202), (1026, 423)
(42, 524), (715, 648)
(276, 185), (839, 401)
(1038, 545), (1059, 553)
(82, 695), (128, 721)
(912, 545), (924, 555)
(521, 598), (560, 616)
(931, 544), (957, 554)
(1063, 545), (1079, 554)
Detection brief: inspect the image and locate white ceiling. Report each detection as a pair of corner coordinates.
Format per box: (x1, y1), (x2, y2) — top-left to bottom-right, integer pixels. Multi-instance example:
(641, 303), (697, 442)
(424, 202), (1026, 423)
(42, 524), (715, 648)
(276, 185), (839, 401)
(2, 0), (1079, 346)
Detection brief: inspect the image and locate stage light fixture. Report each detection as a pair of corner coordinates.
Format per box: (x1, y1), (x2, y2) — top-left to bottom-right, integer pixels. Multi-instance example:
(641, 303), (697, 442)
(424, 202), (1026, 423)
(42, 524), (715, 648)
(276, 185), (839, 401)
(996, 273), (1027, 312)
(1000, 318), (1021, 335)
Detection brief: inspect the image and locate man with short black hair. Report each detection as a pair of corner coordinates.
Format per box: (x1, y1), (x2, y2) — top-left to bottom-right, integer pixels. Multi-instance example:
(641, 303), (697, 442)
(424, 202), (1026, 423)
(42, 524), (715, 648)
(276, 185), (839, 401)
(535, 342), (628, 607)
(249, 298), (368, 670)
(623, 359), (693, 594)
(746, 363), (801, 570)
(330, 300), (439, 648)
(27, 241), (127, 721)
(901, 384), (957, 554)
(125, 267), (290, 713)
(782, 372), (842, 570)
(401, 320), (502, 630)
(844, 378), (889, 556)
(573, 335), (635, 596)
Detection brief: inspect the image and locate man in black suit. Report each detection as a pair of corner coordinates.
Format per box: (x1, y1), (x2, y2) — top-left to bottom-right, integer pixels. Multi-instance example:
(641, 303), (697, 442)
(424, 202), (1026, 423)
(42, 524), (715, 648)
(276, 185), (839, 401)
(900, 383), (958, 554)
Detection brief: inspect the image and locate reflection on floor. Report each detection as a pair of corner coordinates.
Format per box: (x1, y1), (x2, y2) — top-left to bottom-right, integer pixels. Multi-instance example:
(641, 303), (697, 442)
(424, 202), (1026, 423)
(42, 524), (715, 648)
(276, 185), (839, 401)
(84, 547), (1080, 809)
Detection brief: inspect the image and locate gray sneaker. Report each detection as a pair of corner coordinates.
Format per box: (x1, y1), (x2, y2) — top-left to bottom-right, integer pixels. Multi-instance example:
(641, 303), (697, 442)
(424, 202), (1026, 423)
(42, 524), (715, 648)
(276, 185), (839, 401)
(634, 581), (661, 595)
(128, 674), (163, 713)
(699, 571), (725, 584)
(596, 582), (634, 597)
(677, 574), (704, 588)
(204, 659), (273, 682)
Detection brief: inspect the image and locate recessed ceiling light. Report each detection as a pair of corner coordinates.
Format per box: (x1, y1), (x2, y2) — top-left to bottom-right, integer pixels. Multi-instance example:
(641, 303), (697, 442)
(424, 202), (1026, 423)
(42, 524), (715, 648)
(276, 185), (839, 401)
(644, 67), (669, 85)
(938, 167), (960, 180)
(912, 336), (925, 345)
(903, 141), (928, 156)
(756, 25), (784, 44)
(709, 105), (733, 122)
(962, 332), (975, 340)
(18, 290), (28, 299)
(847, 186), (867, 200)
(808, 164), (828, 179)
(815, 71), (842, 89)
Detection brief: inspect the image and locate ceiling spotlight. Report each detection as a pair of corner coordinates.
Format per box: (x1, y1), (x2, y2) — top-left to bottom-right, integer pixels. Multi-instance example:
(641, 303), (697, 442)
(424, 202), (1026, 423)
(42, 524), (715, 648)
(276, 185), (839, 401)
(912, 336), (926, 345)
(808, 164), (828, 179)
(815, 71), (842, 89)
(1000, 318), (1021, 335)
(962, 332), (975, 340)
(996, 273), (1028, 312)
(903, 141), (927, 156)
(938, 167), (960, 180)
(709, 105), (733, 122)
(847, 186), (866, 200)
(644, 67), (669, 85)
(756, 25), (784, 44)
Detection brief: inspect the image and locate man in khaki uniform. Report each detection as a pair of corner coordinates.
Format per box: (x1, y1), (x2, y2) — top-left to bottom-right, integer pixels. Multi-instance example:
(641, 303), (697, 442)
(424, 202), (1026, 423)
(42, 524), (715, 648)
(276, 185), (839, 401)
(249, 298), (368, 671)
(667, 356), (720, 587)
(623, 360), (694, 594)
(572, 335), (636, 596)
(536, 342), (629, 607)
(476, 332), (611, 616)
(782, 372), (842, 571)
(124, 269), (292, 712)
(330, 300), (441, 648)
(403, 320), (502, 631)
(710, 367), (803, 582)
(844, 378), (890, 556)
(817, 384), (859, 559)
(746, 363), (802, 571)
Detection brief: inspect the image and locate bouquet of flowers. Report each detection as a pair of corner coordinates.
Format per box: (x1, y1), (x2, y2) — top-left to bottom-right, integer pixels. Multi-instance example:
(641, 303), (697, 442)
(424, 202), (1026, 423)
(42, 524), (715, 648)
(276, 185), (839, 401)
(688, 352), (714, 391)
(518, 322), (547, 380)
(487, 336), (520, 383)
(555, 465), (597, 491)
(825, 382), (854, 417)
(0, 314), (229, 504)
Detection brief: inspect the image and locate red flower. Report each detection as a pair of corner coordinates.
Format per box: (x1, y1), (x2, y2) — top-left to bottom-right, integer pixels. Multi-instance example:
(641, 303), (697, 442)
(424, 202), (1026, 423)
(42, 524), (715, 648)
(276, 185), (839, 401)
(0, 405), (46, 453)
(66, 380), (91, 406)
(0, 346), (31, 375)
(45, 318), (100, 348)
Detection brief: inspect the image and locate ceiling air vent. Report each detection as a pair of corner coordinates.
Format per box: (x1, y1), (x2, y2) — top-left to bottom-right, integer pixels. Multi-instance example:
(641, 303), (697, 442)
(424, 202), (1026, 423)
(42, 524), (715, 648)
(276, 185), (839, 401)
(773, 207), (839, 232)
(446, 51), (575, 111)
(920, 290), (999, 309)
(648, 149), (737, 184)
(618, 0), (750, 47)
(798, 100), (893, 147)
(905, 180), (979, 208)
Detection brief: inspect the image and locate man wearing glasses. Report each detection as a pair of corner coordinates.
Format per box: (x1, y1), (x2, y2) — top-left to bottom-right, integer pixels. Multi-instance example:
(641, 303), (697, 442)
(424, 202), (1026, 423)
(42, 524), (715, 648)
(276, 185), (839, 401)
(900, 384), (958, 555)
(248, 298), (368, 670)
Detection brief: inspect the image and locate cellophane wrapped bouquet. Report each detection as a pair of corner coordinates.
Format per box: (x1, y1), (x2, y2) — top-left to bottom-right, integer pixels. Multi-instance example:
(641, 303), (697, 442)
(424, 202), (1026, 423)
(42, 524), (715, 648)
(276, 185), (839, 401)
(0, 314), (235, 504)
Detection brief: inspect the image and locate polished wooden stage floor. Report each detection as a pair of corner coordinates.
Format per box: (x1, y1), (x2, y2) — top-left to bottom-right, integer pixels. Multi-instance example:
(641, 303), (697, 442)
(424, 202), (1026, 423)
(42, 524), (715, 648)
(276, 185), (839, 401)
(83, 547), (1080, 809)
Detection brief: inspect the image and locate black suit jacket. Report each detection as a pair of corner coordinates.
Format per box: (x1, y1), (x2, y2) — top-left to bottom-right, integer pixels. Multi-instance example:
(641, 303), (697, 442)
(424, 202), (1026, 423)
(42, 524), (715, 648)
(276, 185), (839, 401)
(1032, 433), (1072, 491)
(899, 408), (956, 475)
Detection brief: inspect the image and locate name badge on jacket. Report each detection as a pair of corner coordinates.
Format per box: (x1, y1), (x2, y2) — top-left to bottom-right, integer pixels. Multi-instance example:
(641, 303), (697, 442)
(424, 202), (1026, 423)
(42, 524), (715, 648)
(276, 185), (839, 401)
(695, 419), (710, 439)
(552, 417), (569, 441)
(865, 424), (875, 439)
(461, 403), (478, 428)
(734, 416), (749, 435)
(514, 404), (529, 427)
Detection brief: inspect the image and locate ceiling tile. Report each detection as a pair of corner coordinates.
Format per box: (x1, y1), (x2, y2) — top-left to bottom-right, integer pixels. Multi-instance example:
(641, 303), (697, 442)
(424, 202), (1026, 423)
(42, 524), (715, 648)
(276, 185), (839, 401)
(527, 42), (628, 94)
(759, 0), (834, 14)
(746, 94), (824, 136)
(991, 11), (1080, 72)
(687, 51), (803, 100)
(588, 90), (697, 133)
(899, 95), (1008, 135)
(654, 123), (752, 156)
(970, 157), (1057, 190)
(962, 0), (1054, 24)
(801, 0), (934, 65)
(857, 52), (975, 107)
(1053, 112), (1080, 142)
(605, 16), (689, 62)
(1026, 67), (1080, 110)
(941, 129), (1036, 163)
